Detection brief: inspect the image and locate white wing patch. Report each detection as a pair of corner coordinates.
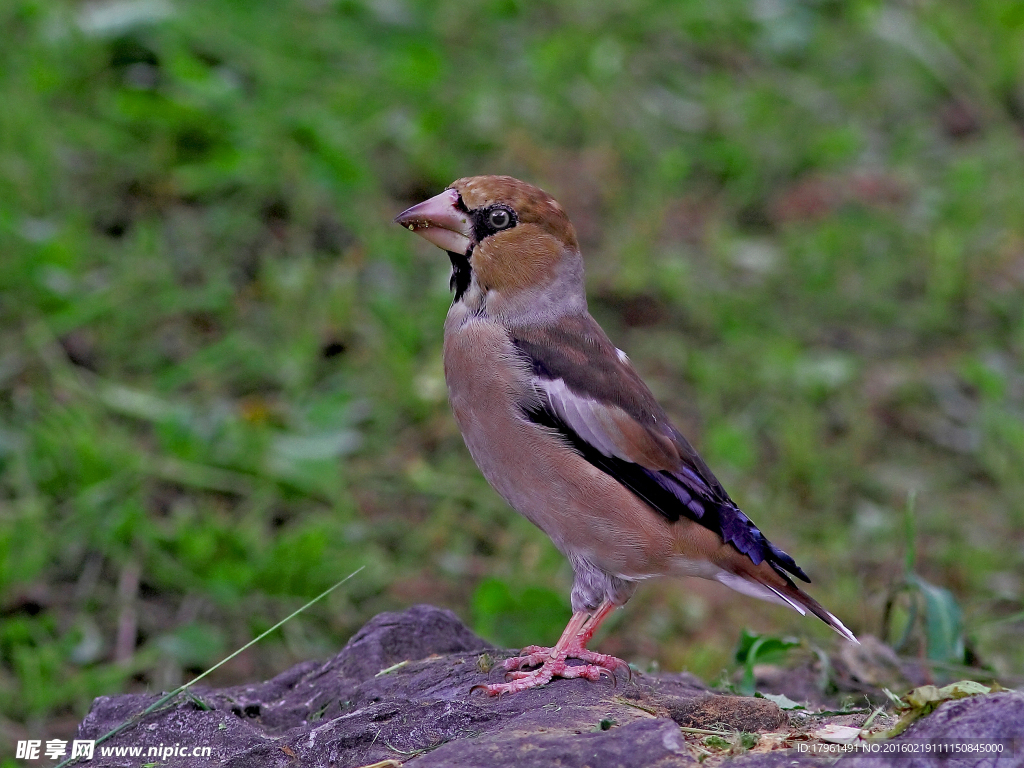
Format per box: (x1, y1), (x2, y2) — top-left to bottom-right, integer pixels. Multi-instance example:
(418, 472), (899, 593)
(714, 572), (858, 643)
(536, 378), (628, 460)
(714, 572), (806, 614)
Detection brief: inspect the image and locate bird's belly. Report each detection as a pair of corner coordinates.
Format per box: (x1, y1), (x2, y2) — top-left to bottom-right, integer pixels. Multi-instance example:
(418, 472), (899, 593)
(443, 316), (675, 580)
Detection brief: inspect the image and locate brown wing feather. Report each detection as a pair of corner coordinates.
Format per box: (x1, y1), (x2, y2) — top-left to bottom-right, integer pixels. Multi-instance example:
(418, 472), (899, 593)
(511, 313), (813, 585)
(511, 314), (723, 487)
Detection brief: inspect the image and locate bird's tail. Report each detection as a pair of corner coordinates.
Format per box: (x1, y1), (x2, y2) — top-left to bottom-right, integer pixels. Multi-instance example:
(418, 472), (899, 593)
(715, 566), (859, 644)
(770, 580), (858, 644)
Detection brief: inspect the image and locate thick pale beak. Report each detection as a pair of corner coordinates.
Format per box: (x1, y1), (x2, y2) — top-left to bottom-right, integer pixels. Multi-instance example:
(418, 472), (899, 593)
(394, 189), (473, 255)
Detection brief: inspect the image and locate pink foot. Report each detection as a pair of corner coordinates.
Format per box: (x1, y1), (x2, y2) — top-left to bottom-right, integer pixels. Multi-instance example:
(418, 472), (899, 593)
(502, 645), (628, 674)
(473, 640), (630, 696)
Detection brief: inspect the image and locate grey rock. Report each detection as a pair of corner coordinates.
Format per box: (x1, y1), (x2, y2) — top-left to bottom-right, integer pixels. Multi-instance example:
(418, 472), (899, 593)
(844, 691), (1024, 768)
(75, 604), (1022, 768)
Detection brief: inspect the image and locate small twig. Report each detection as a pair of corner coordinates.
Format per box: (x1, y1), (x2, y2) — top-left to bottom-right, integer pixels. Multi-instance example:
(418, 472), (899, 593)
(613, 695), (659, 716)
(384, 741), (430, 757)
(811, 708), (872, 717)
(680, 726), (735, 737)
(114, 560), (141, 666)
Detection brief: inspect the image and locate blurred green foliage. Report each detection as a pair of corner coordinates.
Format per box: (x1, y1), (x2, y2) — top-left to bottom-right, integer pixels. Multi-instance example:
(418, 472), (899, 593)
(734, 628), (801, 696)
(1, 0), (1024, 749)
(472, 577), (568, 650)
(883, 493), (967, 665)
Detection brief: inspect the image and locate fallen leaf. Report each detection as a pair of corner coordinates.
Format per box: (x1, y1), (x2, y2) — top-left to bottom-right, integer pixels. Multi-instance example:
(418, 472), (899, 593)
(814, 725), (862, 744)
(887, 680), (994, 736)
(758, 692), (806, 710)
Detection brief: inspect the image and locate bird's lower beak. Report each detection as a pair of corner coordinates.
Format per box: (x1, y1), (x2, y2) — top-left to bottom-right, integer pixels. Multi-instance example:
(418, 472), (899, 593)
(394, 189), (473, 255)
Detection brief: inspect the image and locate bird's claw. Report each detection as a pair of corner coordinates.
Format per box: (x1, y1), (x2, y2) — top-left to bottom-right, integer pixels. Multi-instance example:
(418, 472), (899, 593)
(502, 648), (554, 672)
(478, 651), (629, 695)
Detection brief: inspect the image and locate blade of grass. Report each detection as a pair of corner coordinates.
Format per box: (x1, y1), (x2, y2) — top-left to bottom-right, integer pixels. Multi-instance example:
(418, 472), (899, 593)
(903, 489), (917, 575)
(860, 706), (885, 732)
(908, 574), (965, 663)
(56, 566), (365, 768)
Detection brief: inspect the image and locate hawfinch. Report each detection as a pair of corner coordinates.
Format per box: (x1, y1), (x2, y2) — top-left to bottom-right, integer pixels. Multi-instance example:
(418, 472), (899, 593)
(395, 175), (856, 695)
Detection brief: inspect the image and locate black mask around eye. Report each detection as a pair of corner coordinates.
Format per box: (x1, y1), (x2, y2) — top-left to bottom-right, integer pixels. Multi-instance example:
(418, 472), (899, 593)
(472, 204), (517, 241)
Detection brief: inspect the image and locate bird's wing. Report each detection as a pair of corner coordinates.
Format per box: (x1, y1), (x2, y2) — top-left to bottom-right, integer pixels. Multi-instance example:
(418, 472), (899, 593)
(510, 314), (809, 584)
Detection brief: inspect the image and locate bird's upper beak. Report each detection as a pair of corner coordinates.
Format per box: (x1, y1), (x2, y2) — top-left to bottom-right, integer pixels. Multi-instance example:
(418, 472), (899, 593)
(394, 189), (473, 255)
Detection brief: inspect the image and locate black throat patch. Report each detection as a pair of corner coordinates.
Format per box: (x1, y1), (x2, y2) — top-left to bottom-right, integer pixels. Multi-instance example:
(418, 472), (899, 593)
(447, 249), (472, 302)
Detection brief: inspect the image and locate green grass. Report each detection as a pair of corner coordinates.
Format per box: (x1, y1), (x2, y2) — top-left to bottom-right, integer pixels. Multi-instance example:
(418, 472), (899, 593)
(2, 0), (1024, 750)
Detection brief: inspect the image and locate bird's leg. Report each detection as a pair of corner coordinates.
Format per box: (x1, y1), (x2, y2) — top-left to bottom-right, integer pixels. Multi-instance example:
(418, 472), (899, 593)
(504, 600), (624, 671)
(474, 600), (629, 695)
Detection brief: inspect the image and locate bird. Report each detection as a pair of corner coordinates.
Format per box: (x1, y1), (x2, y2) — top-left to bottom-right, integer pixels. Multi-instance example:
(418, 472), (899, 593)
(394, 175), (857, 695)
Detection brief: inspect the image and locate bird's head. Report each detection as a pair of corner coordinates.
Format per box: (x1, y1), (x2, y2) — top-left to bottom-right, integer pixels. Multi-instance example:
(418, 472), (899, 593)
(395, 176), (583, 314)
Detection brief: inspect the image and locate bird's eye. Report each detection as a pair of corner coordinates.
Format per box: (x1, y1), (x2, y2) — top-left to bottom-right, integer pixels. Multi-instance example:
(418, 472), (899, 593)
(488, 208), (511, 229)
